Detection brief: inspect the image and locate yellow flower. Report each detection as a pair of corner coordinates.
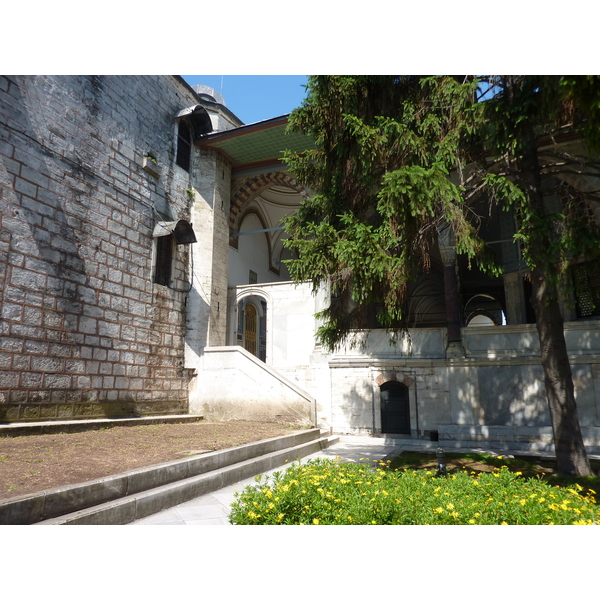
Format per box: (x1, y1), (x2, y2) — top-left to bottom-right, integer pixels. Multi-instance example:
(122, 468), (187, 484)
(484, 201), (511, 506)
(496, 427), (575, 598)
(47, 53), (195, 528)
(433, 507), (444, 514)
(501, 521), (508, 525)
(468, 519), (476, 524)
(446, 503), (455, 510)
(313, 518), (320, 525)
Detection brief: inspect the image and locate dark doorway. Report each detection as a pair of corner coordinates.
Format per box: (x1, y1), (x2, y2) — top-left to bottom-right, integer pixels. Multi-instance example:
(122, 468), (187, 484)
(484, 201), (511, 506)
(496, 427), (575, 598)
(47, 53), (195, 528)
(380, 381), (410, 434)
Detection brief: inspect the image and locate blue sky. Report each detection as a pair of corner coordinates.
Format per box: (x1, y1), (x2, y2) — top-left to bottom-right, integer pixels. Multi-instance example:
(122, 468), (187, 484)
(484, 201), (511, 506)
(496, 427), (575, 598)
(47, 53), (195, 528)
(182, 76), (308, 125)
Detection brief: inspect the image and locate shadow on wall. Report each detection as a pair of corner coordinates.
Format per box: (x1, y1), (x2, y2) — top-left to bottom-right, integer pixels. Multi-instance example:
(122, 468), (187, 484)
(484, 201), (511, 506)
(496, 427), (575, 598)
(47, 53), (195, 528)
(451, 364), (550, 428)
(1, 76), (191, 420)
(184, 286), (210, 363)
(331, 377), (377, 436)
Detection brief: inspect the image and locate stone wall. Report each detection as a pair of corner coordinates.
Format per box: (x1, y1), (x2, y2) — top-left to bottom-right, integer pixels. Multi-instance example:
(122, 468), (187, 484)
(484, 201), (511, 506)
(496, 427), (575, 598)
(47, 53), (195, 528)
(0, 75), (204, 422)
(325, 323), (600, 440)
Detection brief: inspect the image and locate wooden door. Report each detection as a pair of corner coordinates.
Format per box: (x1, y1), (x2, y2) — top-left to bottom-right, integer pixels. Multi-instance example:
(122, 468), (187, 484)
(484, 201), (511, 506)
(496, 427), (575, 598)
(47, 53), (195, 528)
(244, 303), (258, 356)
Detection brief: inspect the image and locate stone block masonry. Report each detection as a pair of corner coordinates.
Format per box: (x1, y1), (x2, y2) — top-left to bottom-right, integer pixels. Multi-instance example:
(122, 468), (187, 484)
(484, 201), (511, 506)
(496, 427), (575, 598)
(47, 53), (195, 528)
(0, 76), (203, 422)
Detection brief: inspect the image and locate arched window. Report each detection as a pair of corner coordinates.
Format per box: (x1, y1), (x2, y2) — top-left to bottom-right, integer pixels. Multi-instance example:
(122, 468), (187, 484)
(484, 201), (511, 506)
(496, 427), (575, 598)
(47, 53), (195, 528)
(176, 120), (192, 172)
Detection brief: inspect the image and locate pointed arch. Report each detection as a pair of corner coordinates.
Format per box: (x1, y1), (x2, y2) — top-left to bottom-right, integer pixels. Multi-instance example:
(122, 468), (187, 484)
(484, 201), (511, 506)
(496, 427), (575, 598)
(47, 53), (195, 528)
(229, 171), (309, 248)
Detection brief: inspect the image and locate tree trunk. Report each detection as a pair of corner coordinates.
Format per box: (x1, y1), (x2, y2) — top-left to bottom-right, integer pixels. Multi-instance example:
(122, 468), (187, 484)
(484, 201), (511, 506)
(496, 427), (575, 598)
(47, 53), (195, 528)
(529, 268), (593, 476)
(512, 88), (594, 476)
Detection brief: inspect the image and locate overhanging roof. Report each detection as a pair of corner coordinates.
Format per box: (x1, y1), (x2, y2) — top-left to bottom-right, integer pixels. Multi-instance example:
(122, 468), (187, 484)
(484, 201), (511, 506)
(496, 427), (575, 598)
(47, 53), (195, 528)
(196, 115), (314, 172)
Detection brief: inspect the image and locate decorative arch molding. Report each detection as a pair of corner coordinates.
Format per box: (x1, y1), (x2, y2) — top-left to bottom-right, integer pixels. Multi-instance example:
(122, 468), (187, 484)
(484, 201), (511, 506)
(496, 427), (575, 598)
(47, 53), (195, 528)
(235, 286), (273, 306)
(229, 171), (309, 248)
(372, 370), (415, 388)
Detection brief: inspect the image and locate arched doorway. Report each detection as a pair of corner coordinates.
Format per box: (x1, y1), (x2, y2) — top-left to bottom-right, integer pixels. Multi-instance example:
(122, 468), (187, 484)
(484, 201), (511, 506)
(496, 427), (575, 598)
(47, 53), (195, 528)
(235, 295), (267, 362)
(244, 303), (258, 355)
(380, 381), (410, 434)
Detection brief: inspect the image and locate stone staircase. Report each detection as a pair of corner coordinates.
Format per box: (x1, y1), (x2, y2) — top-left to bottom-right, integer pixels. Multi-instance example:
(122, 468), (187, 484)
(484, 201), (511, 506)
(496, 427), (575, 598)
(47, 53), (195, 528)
(0, 427), (338, 525)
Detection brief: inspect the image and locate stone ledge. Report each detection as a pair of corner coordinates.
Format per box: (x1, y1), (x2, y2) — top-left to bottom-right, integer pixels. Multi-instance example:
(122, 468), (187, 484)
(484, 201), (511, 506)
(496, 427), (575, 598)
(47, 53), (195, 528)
(0, 414), (204, 437)
(438, 424), (600, 452)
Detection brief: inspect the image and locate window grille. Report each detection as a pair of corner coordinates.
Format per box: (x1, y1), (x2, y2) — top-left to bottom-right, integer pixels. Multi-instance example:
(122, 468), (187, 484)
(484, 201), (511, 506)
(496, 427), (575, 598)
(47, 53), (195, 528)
(573, 262), (600, 318)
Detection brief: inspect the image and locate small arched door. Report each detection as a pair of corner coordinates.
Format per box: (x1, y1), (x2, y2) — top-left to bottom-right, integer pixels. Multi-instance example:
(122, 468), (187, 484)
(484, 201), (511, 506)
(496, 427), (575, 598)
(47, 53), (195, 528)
(380, 381), (410, 434)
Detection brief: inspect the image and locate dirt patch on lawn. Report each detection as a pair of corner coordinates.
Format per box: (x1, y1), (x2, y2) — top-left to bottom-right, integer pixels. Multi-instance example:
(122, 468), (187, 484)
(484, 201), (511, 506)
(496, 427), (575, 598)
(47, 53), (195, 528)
(0, 420), (305, 501)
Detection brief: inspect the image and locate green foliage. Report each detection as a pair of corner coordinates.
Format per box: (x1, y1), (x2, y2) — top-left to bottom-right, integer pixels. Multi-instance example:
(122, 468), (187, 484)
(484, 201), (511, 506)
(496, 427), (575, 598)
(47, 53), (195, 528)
(478, 76), (600, 293)
(283, 76), (494, 350)
(283, 75), (600, 349)
(228, 457), (599, 525)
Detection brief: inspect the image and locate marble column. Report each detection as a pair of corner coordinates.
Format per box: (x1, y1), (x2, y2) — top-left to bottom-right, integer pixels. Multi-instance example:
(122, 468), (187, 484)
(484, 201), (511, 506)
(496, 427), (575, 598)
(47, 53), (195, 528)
(503, 271), (526, 325)
(438, 226), (464, 357)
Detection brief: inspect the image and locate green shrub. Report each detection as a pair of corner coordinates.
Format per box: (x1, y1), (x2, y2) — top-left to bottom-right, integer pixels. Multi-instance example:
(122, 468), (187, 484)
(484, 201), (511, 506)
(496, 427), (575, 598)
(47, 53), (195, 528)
(228, 458), (599, 525)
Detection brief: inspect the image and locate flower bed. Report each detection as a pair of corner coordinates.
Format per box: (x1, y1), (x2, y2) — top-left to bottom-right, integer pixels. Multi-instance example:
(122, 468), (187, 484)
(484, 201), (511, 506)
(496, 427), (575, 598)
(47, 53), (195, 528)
(228, 457), (599, 525)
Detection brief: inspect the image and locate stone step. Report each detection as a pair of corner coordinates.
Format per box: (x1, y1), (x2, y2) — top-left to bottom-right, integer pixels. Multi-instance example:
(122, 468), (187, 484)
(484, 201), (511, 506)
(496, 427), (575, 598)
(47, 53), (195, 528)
(0, 414), (206, 437)
(0, 428), (328, 525)
(35, 435), (339, 525)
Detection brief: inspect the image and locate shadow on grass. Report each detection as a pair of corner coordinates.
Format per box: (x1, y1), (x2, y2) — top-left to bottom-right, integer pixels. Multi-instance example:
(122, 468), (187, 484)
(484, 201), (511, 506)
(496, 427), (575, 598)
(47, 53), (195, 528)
(388, 451), (600, 496)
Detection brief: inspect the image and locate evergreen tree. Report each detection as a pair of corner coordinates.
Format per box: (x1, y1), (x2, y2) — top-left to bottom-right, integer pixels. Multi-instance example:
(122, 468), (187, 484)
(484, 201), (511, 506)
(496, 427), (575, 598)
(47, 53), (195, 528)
(283, 75), (600, 476)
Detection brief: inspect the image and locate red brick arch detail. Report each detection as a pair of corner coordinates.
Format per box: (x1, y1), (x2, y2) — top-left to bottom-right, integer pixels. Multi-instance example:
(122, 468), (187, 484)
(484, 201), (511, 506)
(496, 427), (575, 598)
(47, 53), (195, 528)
(229, 172), (309, 234)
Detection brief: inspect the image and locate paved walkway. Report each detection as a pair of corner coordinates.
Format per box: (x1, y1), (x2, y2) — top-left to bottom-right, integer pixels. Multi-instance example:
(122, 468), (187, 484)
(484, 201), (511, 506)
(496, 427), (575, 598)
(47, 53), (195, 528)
(130, 436), (413, 525)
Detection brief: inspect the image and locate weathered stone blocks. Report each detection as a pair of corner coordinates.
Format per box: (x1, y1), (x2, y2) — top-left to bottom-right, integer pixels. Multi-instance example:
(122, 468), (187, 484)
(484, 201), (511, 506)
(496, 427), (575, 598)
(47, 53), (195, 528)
(0, 76), (203, 422)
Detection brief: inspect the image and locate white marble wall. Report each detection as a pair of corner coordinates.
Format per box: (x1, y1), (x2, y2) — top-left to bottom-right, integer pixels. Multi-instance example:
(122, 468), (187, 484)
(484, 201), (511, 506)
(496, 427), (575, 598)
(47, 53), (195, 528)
(218, 279), (600, 443)
(189, 346), (314, 425)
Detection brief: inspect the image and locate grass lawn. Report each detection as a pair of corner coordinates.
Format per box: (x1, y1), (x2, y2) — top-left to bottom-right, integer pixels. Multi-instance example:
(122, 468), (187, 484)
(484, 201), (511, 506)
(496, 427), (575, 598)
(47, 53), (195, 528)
(389, 451), (600, 496)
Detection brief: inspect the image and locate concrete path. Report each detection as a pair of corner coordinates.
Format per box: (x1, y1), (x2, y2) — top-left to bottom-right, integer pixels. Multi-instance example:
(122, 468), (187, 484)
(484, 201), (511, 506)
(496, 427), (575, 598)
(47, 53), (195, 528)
(130, 435), (410, 525)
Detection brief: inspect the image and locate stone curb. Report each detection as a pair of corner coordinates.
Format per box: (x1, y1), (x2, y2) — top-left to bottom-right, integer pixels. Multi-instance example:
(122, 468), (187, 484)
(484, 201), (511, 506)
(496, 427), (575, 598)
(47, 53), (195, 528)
(0, 428), (325, 525)
(36, 435), (339, 525)
(0, 414), (205, 437)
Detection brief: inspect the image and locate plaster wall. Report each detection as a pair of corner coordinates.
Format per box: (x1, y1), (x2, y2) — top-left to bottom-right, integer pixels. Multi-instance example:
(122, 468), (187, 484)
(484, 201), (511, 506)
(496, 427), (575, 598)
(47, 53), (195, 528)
(228, 213), (282, 286)
(189, 346), (314, 426)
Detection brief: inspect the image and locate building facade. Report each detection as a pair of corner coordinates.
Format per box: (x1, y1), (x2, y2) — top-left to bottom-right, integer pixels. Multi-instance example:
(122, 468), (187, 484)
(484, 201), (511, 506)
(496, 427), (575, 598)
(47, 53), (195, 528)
(1, 75), (600, 452)
(0, 75), (239, 421)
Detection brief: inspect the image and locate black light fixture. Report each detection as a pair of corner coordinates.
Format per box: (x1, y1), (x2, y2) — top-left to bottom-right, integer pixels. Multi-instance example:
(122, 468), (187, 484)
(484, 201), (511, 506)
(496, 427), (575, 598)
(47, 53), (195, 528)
(436, 447), (447, 477)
